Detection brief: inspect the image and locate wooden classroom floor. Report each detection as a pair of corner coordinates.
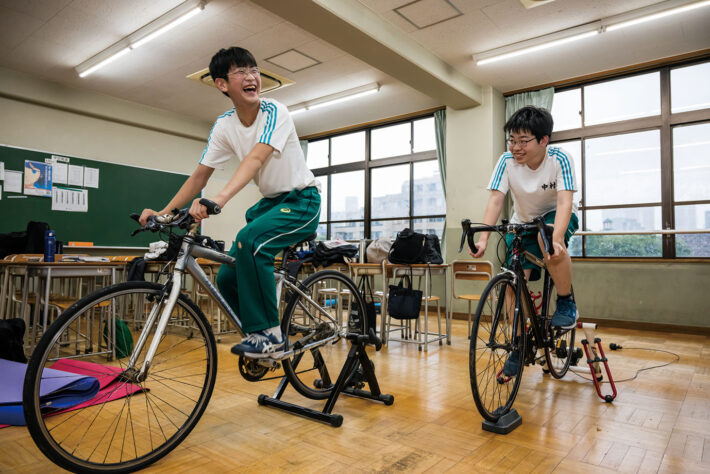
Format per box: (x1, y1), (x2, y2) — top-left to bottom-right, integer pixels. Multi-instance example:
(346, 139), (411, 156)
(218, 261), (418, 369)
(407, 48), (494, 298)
(2, 319), (710, 473)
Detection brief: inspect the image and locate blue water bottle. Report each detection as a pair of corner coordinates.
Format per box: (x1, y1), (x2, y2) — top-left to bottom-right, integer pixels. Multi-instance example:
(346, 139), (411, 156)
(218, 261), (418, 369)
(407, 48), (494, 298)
(44, 230), (56, 262)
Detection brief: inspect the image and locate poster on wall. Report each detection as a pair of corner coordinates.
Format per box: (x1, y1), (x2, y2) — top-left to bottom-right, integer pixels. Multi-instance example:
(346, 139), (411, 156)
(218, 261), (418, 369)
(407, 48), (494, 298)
(23, 160), (52, 197)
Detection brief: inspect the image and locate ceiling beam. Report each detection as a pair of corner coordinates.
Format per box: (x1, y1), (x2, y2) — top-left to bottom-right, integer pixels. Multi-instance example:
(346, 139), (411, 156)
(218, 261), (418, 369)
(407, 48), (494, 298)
(257, 0), (482, 109)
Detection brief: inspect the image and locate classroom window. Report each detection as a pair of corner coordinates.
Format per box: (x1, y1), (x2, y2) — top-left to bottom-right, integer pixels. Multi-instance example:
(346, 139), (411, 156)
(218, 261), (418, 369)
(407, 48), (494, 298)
(331, 131), (365, 165)
(306, 114), (443, 240)
(551, 58), (710, 259)
(583, 72), (660, 125)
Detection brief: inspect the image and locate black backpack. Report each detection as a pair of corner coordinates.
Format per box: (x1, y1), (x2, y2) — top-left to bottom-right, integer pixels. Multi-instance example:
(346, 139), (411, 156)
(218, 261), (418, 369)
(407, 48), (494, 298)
(388, 228), (443, 265)
(0, 318), (27, 363)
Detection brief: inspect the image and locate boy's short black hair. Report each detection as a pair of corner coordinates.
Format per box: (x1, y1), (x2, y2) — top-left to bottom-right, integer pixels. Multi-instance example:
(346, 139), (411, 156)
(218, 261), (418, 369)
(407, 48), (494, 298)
(209, 47), (257, 97)
(504, 106), (554, 142)
(209, 46), (257, 81)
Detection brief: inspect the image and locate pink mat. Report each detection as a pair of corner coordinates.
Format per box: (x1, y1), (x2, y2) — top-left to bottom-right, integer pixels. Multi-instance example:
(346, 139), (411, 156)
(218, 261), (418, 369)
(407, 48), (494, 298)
(0, 359), (146, 429)
(49, 359), (146, 415)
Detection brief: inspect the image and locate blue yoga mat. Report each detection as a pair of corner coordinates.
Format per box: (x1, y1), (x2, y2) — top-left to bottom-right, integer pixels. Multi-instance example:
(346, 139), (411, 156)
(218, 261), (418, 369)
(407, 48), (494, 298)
(0, 359), (100, 426)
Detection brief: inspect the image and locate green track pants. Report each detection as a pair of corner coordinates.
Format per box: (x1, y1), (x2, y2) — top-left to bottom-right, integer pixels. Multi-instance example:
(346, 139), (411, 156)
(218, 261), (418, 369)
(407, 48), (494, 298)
(216, 186), (320, 333)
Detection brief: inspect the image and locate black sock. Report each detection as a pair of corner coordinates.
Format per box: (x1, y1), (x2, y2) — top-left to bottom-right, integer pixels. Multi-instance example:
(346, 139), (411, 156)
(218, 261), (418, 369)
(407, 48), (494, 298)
(557, 293), (572, 301)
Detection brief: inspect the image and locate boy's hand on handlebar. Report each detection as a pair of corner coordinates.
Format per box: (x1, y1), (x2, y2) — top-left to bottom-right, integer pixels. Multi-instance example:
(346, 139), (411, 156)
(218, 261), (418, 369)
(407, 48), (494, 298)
(189, 196), (225, 221)
(546, 239), (567, 262)
(139, 209), (160, 226)
(470, 239), (487, 258)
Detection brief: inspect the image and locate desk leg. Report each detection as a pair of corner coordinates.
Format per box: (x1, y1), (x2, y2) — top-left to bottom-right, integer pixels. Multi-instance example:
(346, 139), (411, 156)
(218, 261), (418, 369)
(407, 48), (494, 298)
(43, 268), (52, 336)
(0, 267), (8, 319)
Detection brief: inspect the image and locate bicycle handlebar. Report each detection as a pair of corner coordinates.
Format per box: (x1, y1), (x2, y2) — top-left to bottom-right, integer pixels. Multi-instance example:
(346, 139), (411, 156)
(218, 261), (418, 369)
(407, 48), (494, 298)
(459, 217), (554, 256)
(129, 198), (222, 237)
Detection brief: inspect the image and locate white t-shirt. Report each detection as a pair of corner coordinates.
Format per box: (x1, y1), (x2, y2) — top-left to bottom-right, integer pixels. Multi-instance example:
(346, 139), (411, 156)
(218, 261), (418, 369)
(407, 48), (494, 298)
(199, 98), (318, 198)
(487, 146), (578, 224)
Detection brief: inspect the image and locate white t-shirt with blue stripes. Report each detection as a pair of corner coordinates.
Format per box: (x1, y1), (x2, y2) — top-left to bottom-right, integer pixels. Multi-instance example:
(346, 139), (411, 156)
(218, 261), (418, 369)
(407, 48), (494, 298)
(488, 146), (578, 224)
(199, 98), (317, 198)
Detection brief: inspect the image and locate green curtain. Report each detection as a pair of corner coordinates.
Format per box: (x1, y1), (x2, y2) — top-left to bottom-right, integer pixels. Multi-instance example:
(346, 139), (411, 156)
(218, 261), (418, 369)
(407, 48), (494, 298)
(434, 109), (447, 259)
(501, 87), (555, 219)
(504, 87), (554, 120)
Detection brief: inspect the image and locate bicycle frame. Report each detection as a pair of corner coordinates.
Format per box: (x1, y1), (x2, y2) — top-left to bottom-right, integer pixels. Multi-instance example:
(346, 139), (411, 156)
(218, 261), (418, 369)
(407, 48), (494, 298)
(129, 232), (342, 379)
(504, 232), (555, 362)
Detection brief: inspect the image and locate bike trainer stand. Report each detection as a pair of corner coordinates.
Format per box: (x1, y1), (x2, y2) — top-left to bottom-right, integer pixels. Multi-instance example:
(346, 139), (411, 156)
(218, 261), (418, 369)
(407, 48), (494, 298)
(571, 322), (618, 402)
(258, 330), (394, 427)
(482, 408), (522, 434)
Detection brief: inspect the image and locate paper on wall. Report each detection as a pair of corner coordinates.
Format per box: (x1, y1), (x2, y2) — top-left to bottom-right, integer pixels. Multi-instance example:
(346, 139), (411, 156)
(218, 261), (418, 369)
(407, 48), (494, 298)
(0, 162), (4, 180)
(52, 187), (88, 212)
(4, 170), (22, 193)
(53, 162), (68, 184)
(83, 167), (99, 188)
(24, 160), (52, 197)
(68, 165), (84, 186)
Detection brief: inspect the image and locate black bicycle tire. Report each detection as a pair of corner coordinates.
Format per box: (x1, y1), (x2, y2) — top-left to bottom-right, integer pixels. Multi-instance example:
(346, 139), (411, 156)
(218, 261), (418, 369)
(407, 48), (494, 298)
(469, 273), (526, 423)
(281, 270), (366, 400)
(23, 281), (218, 474)
(543, 283), (576, 379)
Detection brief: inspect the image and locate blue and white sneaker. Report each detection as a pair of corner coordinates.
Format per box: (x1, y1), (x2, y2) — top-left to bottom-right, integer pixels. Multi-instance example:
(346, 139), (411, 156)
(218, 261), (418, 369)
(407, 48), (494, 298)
(231, 330), (285, 359)
(551, 297), (578, 329)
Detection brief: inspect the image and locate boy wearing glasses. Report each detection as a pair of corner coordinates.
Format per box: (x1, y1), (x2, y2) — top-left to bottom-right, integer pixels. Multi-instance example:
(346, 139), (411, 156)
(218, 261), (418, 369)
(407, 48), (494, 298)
(140, 47), (320, 358)
(470, 106), (578, 375)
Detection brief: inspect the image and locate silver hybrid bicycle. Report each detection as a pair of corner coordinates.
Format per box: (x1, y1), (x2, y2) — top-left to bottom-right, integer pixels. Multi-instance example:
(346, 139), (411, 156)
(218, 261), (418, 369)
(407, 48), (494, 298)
(22, 199), (378, 473)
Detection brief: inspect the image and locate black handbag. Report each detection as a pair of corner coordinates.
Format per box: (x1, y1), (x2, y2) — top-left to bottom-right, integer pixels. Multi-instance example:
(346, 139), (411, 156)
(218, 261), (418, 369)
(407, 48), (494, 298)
(387, 270), (422, 320)
(349, 275), (377, 333)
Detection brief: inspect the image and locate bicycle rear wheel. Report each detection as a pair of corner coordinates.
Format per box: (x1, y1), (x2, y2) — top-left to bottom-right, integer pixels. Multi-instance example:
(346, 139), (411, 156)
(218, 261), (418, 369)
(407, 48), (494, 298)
(23, 281), (217, 473)
(544, 285), (576, 379)
(281, 270), (365, 400)
(469, 273), (525, 422)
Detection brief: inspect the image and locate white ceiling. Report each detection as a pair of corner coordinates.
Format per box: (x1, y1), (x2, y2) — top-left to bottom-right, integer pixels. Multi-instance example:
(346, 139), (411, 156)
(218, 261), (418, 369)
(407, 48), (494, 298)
(0, 0), (708, 136)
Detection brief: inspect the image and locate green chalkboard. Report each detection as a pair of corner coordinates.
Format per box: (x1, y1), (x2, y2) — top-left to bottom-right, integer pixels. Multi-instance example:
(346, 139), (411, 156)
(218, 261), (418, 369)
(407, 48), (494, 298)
(0, 144), (188, 247)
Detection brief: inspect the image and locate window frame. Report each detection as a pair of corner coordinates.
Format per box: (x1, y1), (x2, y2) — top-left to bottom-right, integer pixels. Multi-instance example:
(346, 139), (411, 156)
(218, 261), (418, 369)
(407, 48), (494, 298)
(550, 58), (710, 259)
(309, 115), (443, 240)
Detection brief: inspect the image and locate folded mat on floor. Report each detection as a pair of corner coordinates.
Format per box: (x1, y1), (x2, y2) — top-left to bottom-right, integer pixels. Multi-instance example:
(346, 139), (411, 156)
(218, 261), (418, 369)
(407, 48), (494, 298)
(0, 358), (145, 426)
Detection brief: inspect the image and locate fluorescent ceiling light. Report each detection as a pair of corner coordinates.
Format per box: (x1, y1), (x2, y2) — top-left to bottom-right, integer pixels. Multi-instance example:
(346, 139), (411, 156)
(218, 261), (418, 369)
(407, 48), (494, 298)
(288, 83), (380, 115)
(132, 7), (203, 48)
(474, 0), (710, 66)
(476, 30), (598, 66)
(606, 0), (710, 31)
(78, 48), (130, 78)
(75, 0), (204, 78)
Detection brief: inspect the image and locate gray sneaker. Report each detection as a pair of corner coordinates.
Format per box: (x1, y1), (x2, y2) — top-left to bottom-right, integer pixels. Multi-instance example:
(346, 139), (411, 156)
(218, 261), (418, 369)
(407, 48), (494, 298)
(551, 298), (578, 329)
(231, 330), (285, 358)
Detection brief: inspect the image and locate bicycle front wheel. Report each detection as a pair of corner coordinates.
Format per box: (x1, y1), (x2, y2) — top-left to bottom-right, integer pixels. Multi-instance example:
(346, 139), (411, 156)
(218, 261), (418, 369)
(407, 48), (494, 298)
(470, 273), (525, 422)
(23, 281), (217, 473)
(281, 270), (365, 400)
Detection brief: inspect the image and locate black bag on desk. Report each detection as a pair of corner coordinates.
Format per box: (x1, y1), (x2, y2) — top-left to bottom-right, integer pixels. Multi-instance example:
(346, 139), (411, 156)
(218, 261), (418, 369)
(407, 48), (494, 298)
(387, 272), (422, 320)
(422, 234), (443, 264)
(349, 275), (377, 333)
(388, 228), (443, 264)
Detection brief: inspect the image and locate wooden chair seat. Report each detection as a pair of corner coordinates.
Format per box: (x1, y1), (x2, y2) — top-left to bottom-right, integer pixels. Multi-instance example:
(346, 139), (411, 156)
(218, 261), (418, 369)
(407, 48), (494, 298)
(458, 294), (482, 301)
(15, 292), (109, 311)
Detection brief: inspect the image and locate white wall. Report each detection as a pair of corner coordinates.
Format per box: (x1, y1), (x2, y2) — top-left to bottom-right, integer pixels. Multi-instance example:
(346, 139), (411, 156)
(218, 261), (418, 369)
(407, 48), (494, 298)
(0, 67), (258, 245)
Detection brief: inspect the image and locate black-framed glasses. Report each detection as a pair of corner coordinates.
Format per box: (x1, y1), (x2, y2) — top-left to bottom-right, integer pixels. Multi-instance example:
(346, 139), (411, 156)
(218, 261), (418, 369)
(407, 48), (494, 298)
(227, 67), (260, 78)
(506, 137), (537, 148)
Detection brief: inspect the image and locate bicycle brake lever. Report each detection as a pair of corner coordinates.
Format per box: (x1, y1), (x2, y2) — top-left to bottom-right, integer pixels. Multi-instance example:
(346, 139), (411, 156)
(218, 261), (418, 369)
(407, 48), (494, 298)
(535, 217), (554, 256)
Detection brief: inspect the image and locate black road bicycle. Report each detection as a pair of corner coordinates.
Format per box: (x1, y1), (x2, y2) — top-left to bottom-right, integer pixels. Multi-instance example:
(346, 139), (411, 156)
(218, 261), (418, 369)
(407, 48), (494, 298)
(22, 200), (379, 473)
(459, 217), (576, 423)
